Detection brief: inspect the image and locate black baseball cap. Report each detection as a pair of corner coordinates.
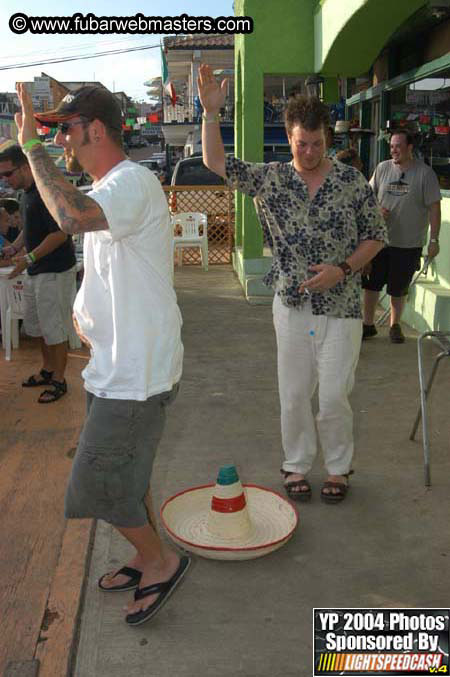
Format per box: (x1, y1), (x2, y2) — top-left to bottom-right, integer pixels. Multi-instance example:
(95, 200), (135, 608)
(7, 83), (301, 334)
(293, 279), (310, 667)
(34, 86), (122, 130)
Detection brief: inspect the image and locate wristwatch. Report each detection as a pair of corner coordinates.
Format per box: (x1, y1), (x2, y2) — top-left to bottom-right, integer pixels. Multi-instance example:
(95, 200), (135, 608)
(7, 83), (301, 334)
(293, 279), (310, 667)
(337, 261), (352, 277)
(430, 238), (439, 243)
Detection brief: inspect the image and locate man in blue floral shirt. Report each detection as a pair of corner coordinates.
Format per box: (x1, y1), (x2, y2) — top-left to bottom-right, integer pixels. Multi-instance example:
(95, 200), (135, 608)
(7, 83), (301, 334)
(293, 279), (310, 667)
(198, 64), (386, 503)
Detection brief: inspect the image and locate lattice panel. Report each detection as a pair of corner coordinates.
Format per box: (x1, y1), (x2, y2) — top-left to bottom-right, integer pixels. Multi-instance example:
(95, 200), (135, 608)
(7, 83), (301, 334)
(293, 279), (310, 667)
(164, 186), (235, 264)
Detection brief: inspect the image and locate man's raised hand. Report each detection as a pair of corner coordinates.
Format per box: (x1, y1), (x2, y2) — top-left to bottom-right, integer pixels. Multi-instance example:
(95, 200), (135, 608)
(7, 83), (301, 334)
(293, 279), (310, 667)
(197, 64), (227, 115)
(15, 82), (40, 147)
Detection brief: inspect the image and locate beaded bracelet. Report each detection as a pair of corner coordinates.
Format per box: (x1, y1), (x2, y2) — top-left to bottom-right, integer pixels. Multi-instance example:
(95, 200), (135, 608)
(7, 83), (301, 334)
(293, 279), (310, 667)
(22, 139), (42, 153)
(202, 113), (221, 124)
(25, 251), (36, 265)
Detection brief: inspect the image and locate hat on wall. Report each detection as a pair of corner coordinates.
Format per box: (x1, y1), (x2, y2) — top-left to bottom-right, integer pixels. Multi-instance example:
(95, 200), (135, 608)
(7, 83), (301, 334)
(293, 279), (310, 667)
(335, 120), (351, 133)
(34, 86), (122, 130)
(161, 465), (298, 561)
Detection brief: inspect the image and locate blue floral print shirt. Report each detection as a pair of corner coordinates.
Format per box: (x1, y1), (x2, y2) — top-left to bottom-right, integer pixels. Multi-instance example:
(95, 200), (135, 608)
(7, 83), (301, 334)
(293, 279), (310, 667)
(225, 156), (387, 318)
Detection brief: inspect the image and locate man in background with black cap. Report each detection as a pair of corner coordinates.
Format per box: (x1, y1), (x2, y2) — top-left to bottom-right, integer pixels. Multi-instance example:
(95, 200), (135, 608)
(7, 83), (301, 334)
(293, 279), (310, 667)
(14, 83), (189, 626)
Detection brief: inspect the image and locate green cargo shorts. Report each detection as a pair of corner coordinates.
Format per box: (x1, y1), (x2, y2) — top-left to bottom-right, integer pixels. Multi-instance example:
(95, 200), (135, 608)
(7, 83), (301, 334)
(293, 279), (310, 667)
(65, 385), (179, 527)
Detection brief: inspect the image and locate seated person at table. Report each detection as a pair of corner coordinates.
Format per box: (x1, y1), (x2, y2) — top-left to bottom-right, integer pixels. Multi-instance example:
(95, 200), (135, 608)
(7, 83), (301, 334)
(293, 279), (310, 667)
(0, 198), (22, 243)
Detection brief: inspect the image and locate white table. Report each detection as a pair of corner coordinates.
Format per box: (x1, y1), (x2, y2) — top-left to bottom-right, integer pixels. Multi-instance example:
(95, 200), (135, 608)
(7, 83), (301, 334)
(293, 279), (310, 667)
(0, 266), (23, 350)
(1, 265), (82, 354)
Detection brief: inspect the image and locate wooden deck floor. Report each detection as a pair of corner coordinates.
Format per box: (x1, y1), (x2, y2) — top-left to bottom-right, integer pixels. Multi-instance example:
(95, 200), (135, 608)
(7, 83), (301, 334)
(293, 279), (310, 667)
(0, 337), (92, 676)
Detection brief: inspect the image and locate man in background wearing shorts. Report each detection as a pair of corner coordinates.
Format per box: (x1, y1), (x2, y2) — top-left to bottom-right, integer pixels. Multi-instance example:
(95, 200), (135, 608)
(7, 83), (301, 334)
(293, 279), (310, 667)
(362, 130), (441, 343)
(0, 144), (76, 402)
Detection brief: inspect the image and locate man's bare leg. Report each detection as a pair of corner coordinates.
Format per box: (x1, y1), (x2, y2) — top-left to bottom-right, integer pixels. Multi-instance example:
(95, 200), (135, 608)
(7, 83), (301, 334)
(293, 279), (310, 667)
(40, 338), (53, 372)
(363, 289), (380, 325)
(390, 295), (406, 325)
(47, 341), (68, 382)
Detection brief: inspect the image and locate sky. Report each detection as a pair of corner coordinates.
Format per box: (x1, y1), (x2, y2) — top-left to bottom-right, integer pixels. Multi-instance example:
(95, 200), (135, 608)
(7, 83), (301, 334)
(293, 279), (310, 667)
(0, 0), (234, 102)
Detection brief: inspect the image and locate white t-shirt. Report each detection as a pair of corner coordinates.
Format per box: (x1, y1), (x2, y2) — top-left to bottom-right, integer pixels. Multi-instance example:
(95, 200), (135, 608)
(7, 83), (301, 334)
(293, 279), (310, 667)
(73, 160), (183, 400)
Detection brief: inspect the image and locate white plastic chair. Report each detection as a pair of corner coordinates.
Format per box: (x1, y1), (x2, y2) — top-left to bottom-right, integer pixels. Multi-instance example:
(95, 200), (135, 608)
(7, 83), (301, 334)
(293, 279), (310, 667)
(172, 212), (208, 271)
(4, 276), (25, 361)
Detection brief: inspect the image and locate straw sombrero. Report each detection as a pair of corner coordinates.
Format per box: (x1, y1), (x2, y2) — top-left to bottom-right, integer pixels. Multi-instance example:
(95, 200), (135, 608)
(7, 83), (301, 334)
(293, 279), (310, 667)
(160, 465), (298, 561)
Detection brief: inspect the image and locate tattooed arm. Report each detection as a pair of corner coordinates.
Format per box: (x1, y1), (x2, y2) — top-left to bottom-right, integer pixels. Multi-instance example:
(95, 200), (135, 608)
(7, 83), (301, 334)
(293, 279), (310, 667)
(26, 145), (108, 235)
(14, 82), (107, 235)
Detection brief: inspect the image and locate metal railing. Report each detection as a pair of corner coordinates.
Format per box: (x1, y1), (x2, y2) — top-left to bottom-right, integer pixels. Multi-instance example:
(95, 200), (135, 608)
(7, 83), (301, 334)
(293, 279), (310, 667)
(163, 99), (234, 124)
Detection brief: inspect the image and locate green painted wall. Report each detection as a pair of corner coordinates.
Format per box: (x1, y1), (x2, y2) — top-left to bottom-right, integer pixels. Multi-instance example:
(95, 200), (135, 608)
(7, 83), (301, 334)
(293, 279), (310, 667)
(315, 0), (426, 76)
(435, 197), (450, 291)
(390, 197), (450, 332)
(234, 52), (243, 248)
(234, 0), (315, 260)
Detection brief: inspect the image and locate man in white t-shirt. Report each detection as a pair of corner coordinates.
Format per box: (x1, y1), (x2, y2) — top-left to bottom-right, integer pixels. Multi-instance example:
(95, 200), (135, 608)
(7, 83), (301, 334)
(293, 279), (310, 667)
(15, 83), (189, 627)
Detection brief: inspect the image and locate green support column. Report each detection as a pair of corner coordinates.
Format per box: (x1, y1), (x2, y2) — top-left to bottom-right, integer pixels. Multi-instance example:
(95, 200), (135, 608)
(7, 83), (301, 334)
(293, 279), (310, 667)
(322, 77), (339, 104)
(241, 68), (264, 259)
(233, 0), (315, 301)
(234, 52), (243, 248)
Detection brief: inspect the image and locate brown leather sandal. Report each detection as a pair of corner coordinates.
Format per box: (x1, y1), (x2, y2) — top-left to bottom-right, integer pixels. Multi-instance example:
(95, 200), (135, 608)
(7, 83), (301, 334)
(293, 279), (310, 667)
(22, 369), (53, 387)
(38, 379), (67, 403)
(281, 470), (312, 502)
(320, 471), (354, 504)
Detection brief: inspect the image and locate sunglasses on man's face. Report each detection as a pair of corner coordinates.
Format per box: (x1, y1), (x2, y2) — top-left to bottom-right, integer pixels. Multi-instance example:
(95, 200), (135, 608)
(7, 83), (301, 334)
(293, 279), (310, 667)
(0, 166), (19, 178)
(57, 118), (90, 134)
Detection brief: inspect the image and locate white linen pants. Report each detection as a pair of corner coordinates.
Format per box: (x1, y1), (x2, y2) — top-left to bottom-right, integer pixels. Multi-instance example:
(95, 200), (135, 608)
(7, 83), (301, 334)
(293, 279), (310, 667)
(272, 294), (362, 476)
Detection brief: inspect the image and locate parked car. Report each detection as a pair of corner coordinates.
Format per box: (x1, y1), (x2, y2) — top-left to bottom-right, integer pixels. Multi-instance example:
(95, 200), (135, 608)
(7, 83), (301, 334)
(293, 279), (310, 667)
(149, 152), (167, 168)
(171, 151), (292, 187)
(138, 159), (166, 183)
(169, 152), (292, 211)
(171, 155), (225, 187)
(138, 159), (161, 172)
(169, 155), (229, 220)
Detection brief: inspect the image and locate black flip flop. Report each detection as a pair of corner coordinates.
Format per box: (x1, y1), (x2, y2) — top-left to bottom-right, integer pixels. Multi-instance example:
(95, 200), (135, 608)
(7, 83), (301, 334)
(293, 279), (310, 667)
(126, 556), (191, 626)
(98, 566), (142, 592)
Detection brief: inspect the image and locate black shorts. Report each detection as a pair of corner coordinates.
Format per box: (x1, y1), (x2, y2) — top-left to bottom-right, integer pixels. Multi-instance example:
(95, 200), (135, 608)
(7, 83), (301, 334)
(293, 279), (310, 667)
(361, 246), (422, 297)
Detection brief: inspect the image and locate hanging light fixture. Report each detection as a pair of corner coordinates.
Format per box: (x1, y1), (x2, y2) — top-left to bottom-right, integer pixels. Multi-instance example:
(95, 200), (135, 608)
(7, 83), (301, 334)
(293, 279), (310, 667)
(305, 75), (325, 100)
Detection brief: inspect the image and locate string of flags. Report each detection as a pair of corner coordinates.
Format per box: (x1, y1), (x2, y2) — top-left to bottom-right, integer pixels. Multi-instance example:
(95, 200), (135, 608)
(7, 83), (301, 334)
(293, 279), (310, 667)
(34, 110), (161, 136)
(122, 112), (161, 131)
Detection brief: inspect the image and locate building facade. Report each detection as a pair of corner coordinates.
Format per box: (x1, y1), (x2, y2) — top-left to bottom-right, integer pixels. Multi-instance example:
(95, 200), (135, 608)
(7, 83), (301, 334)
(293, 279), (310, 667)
(233, 0), (450, 331)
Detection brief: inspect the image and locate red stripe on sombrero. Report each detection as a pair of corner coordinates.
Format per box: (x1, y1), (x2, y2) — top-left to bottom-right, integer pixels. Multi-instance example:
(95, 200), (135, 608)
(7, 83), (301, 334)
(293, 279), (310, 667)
(211, 492), (247, 513)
